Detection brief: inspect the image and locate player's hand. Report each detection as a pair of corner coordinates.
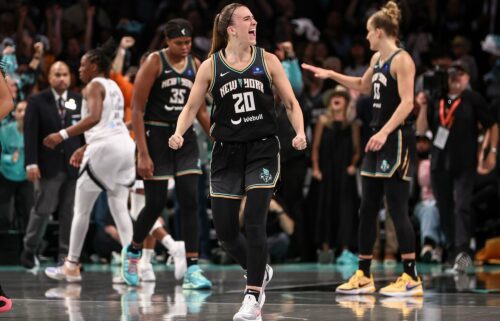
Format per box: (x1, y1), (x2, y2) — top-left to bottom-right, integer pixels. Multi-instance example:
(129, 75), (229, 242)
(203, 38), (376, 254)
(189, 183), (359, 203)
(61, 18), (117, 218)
(365, 131), (388, 152)
(70, 146), (86, 168)
(292, 134), (307, 150)
(312, 168), (322, 181)
(138, 152), (154, 179)
(120, 36), (135, 49)
(168, 133), (184, 150)
(301, 63), (333, 79)
(346, 165), (357, 176)
(43, 132), (63, 149)
(27, 166), (41, 182)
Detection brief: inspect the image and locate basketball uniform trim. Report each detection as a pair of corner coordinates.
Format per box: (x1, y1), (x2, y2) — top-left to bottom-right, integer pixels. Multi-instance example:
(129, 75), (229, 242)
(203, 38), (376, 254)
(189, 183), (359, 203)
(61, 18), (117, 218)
(176, 169), (203, 177)
(79, 163), (109, 191)
(245, 152), (280, 191)
(260, 48), (272, 86)
(374, 49), (401, 81)
(218, 46), (257, 73)
(144, 120), (176, 127)
(208, 55), (216, 93)
(360, 128), (402, 178)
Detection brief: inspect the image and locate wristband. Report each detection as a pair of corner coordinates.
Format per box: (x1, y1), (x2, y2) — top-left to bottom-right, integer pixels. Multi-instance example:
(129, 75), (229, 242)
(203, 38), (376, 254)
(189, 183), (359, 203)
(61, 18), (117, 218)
(59, 129), (69, 140)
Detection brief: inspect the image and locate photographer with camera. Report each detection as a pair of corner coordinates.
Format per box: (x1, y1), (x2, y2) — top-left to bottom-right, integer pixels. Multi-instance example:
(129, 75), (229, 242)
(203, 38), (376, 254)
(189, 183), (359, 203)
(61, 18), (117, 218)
(417, 60), (498, 273)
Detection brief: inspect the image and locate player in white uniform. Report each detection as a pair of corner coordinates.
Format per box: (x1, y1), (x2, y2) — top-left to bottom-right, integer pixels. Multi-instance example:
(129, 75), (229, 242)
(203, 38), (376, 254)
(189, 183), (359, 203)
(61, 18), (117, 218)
(43, 42), (135, 282)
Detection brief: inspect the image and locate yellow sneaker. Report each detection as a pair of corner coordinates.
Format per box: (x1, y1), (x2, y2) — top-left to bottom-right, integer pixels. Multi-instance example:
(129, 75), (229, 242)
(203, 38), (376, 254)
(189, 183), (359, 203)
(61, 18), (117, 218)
(336, 295), (376, 318)
(336, 270), (376, 294)
(379, 273), (423, 297)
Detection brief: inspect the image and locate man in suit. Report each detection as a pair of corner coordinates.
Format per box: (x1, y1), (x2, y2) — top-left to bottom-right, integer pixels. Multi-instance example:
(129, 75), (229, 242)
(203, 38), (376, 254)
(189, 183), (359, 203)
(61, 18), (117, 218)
(20, 61), (83, 268)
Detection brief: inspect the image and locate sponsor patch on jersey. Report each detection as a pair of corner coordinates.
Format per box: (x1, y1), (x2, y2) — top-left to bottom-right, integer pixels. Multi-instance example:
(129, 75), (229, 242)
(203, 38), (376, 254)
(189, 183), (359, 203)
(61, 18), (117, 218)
(186, 69), (193, 76)
(252, 66), (264, 75)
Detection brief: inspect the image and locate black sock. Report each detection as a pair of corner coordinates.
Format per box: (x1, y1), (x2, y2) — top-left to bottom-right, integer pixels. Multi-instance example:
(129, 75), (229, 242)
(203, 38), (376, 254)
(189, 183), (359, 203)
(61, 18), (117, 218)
(245, 289), (260, 302)
(403, 259), (417, 280)
(359, 258), (371, 277)
(130, 243), (142, 254)
(187, 257), (198, 267)
(423, 237), (436, 248)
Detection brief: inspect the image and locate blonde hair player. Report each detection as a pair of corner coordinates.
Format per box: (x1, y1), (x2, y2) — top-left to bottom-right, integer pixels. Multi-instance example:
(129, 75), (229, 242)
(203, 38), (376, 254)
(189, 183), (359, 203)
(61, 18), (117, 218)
(303, 1), (423, 297)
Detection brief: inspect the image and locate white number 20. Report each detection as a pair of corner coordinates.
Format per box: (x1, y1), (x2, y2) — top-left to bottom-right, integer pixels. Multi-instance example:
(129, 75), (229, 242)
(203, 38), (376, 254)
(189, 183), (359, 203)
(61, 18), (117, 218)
(233, 92), (256, 114)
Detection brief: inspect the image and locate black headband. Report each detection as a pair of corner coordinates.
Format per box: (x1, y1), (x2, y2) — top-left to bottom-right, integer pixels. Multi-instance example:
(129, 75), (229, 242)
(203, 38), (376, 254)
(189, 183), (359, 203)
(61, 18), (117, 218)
(165, 20), (193, 39)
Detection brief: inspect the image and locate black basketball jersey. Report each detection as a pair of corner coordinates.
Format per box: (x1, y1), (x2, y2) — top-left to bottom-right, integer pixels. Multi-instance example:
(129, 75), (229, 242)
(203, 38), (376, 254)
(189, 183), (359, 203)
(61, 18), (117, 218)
(209, 46), (277, 142)
(370, 49), (407, 128)
(144, 50), (196, 123)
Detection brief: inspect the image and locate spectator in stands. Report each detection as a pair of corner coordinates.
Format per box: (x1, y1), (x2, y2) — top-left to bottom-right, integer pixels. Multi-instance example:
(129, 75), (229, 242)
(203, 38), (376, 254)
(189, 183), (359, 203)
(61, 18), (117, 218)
(417, 60), (498, 273)
(0, 100), (33, 231)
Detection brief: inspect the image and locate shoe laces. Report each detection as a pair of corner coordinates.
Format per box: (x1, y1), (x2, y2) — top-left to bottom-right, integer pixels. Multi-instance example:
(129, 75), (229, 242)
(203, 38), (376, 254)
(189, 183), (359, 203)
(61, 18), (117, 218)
(127, 258), (139, 274)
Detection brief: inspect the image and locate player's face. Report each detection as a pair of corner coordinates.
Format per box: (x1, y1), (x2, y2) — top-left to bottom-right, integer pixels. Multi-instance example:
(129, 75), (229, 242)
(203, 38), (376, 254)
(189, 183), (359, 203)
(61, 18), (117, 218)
(366, 19), (379, 51)
(78, 55), (96, 84)
(228, 6), (257, 46)
(166, 37), (192, 57)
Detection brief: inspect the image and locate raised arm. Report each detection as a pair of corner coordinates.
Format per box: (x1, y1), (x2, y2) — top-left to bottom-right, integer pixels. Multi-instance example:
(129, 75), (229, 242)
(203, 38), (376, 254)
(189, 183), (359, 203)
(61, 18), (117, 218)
(265, 51), (306, 150)
(302, 53), (378, 94)
(169, 58), (212, 150)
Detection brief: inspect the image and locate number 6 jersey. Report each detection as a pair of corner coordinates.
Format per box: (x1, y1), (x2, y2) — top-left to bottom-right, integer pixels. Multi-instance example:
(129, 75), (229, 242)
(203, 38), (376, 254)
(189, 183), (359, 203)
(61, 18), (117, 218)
(209, 46), (277, 142)
(144, 50), (196, 123)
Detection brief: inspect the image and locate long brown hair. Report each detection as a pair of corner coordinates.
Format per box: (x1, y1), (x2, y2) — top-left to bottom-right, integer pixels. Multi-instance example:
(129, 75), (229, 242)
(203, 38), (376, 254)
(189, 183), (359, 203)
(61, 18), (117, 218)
(208, 3), (245, 56)
(369, 1), (401, 40)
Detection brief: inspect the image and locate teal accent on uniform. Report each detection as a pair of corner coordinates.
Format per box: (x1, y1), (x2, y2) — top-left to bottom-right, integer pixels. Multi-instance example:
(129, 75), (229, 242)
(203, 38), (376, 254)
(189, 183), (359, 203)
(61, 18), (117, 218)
(0, 121), (26, 181)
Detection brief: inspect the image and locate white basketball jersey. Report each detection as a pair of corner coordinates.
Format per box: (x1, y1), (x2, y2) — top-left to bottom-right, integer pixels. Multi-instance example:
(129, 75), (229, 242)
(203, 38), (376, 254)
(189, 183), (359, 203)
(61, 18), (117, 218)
(82, 77), (128, 143)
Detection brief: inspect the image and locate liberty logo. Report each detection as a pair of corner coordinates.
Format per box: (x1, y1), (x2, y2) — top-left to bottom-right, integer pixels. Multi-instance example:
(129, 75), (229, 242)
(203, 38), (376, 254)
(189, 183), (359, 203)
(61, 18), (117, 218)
(237, 79), (243, 88)
(380, 160), (390, 172)
(260, 168), (272, 183)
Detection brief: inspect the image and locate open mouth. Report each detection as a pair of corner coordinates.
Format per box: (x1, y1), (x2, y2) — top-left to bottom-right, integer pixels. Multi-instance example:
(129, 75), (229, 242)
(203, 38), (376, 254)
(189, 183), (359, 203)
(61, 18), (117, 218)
(249, 29), (256, 37)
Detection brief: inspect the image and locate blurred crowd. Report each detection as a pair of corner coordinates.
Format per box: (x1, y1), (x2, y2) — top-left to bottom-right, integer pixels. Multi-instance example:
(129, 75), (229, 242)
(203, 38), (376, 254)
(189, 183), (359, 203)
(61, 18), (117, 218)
(0, 0), (499, 268)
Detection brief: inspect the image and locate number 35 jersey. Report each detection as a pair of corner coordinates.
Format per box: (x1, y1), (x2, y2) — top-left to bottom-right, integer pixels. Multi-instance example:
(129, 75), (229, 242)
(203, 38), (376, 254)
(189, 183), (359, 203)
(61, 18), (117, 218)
(144, 50), (196, 123)
(209, 46), (277, 142)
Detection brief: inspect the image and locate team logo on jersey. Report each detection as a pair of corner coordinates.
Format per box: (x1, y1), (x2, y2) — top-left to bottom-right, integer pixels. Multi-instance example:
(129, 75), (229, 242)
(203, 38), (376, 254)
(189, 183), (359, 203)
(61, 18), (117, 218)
(252, 66), (264, 75)
(372, 73), (387, 86)
(260, 168), (272, 183)
(380, 160), (390, 172)
(237, 79), (243, 88)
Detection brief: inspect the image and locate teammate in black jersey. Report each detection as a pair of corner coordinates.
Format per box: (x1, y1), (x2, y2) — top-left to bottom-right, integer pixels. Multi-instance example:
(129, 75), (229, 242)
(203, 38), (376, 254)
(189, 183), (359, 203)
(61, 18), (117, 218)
(122, 18), (212, 289)
(169, 3), (306, 320)
(303, 1), (423, 297)
(0, 61), (14, 314)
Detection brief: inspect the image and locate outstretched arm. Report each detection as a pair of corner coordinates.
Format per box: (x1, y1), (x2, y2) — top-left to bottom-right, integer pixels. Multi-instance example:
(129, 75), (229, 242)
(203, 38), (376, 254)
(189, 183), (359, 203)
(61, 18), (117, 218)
(302, 53), (377, 94)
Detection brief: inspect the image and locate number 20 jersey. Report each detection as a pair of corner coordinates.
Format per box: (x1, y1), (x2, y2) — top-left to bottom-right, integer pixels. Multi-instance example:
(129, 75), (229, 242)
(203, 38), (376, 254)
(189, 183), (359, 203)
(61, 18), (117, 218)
(209, 47), (277, 142)
(144, 50), (196, 123)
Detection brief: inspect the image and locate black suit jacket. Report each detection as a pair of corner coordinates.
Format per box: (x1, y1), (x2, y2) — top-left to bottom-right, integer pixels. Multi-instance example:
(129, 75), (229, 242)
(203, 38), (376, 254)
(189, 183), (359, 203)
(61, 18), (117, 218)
(24, 88), (84, 179)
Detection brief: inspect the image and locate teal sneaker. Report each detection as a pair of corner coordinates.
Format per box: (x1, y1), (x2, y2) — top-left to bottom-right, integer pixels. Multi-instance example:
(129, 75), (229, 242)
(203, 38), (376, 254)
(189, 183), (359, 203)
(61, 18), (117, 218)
(121, 245), (141, 286)
(337, 249), (359, 265)
(182, 265), (212, 290)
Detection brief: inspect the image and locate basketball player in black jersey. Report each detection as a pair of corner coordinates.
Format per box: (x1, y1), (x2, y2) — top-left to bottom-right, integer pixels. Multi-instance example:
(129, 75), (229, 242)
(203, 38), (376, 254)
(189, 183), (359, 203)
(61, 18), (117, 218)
(303, 1), (423, 297)
(122, 18), (212, 289)
(169, 3), (306, 320)
(0, 64), (14, 313)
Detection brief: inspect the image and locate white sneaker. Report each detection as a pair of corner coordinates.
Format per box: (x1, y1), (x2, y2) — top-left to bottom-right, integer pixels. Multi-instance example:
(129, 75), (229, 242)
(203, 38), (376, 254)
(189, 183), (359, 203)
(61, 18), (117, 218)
(258, 265), (273, 308)
(233, 294), (262, 321)
(168, 241), (186, 280)
(112, 274), (126, 284)
(139, 263), (156, 282)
